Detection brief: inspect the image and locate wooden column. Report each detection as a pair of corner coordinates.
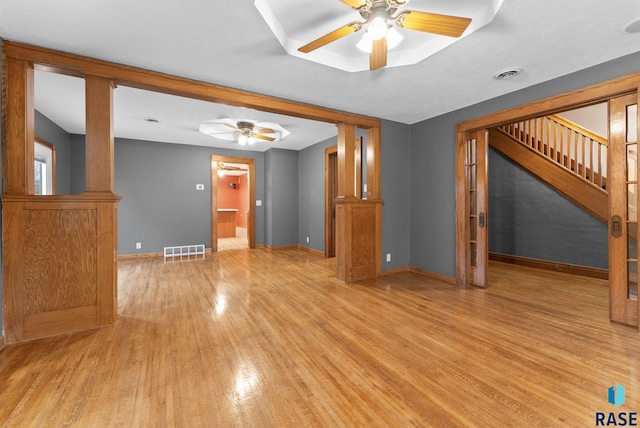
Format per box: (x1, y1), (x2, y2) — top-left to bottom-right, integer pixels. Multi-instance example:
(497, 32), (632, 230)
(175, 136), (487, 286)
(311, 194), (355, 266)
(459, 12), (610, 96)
(335, 123), (383, 282)
(2, 61), (120, 343)
(85, 75), (116, 193)
(3, 57), (34, 195)
(336, 123), (356, 200)
(366, 127), (381, 200)
(84, 75), (119, 325)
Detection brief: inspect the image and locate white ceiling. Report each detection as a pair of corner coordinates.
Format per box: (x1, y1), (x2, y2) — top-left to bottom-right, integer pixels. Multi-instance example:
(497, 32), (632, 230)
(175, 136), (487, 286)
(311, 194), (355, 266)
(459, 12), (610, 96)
(255, 0), (503, 72)
(34, 70), (338, 151)
(2, 0), (640, 151)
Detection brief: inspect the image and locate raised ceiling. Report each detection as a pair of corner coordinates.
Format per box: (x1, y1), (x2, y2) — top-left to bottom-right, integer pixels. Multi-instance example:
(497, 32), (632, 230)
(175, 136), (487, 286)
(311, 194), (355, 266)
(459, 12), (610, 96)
(2, 0), (640, 149)
(255, 0), (503, 72)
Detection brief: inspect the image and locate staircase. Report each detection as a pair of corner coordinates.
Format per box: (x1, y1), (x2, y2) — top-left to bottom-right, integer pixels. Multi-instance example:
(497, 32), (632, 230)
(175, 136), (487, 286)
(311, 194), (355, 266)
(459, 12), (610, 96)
(490, 114), (608, 223)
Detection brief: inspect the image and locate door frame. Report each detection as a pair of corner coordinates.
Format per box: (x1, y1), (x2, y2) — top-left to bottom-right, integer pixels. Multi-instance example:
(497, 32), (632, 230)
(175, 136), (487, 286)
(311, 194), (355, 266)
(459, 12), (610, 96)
(608, 93), (639, 326)
(456, 73), (640, 326)
(325, 145), (338, 257)
(211, 155), (255, 252)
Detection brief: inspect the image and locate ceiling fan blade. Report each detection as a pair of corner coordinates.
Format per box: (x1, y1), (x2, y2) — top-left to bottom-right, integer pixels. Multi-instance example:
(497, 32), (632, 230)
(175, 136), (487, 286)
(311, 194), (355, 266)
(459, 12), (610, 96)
(395, 10), (471, 38)
(339, 0), (367, 8)
(254, 128), (276, 134)
(253, 134), (276, 142)
(369, 37), (387, 71)
(298, 22), (363, 53)
(225, 123), (241, 131)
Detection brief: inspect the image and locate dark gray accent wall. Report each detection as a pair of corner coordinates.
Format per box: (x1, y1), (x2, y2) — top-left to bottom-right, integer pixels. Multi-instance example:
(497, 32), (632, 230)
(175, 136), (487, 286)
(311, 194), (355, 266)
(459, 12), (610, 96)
(411, 50), (640, 278)
(489, 148), (607, 269)
(381, 120), (412, 270)
(69, 134), (86, 195)
(264, 148), (299, 248)
(35, 110), (72, 194)
(298, 136), (337, 252)
(115, 137), (265, 254)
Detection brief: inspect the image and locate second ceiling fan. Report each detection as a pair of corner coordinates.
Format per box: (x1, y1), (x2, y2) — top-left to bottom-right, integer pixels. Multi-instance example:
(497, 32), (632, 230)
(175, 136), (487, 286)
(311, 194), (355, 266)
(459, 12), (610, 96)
(298, 0), (472, 71)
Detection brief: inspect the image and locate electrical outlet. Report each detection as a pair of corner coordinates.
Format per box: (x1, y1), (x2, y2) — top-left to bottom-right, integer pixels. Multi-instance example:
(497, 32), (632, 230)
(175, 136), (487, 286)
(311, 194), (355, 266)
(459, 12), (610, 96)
(306, 236), (310, 243)
(386, 253), (391, 262)
(136, 242), (142, 250)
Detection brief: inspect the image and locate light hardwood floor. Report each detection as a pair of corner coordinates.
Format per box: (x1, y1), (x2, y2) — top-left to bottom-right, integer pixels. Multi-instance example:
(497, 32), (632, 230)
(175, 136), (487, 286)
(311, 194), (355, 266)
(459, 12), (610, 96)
(218, 226), (248, 251)
(0, 250), (638, 426)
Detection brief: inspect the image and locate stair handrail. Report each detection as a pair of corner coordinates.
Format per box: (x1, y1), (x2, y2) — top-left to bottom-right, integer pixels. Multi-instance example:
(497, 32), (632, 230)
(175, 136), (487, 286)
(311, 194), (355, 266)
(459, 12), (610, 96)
(547, 114), (607, 147)
(497, 114), (608, 190)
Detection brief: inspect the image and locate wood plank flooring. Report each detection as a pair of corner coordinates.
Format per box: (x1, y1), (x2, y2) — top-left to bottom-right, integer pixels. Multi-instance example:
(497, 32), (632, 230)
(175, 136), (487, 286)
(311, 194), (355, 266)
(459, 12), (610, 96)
(218, 226), (248, 251)
(0, 249), (638, 426)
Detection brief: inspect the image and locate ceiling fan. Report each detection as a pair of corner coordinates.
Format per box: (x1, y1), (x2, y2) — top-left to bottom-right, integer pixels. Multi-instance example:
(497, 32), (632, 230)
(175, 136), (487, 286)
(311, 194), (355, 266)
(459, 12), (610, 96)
(298, 0), (472, 71)
(201, 120), (277, 145)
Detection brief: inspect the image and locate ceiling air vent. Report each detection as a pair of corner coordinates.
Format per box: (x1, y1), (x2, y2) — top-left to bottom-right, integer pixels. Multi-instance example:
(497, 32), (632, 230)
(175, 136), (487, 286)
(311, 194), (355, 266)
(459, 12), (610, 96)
(493, 67), (523, 80)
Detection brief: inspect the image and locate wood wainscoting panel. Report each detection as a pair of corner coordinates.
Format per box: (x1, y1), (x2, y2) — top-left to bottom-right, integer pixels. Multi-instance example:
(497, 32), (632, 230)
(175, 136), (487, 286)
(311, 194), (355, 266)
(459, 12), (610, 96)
(350, 204), (377, 277)
(23, 208), (98, 314)
(336, 200), (382, 282)
(2, 196), (119, 343)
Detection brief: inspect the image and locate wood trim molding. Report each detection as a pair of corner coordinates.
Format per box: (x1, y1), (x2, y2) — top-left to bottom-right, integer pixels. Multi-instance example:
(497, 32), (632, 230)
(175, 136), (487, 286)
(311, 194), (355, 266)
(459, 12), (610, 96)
(325, 145), (337, 258)
(118, 248), (213, 261)
(458, 74), (640, 132)
(4, 41), (380, 129)
(0, 335), (5, 351)
(337, 123), (356, 199)
(409, 266), (457, 285)
(34, 136), (56, 194)
(3, 56), (35, 195)
(118, 252), (163, 261)
(455, 128), (469, 286)
(489, 253), (609, 280)
(379, 266), (411, 276)
(456, 70), (640, 290)
(84, 75), (116, 193)
(211, 155), (255, 253)
(366, 127), (381, 200)
(297, 245), (325, 257)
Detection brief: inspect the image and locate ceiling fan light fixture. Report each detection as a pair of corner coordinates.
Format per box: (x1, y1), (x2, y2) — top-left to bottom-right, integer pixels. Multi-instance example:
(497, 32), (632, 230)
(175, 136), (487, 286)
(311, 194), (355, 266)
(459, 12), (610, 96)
(385, 27), (403, 49)
(199, 118), (289, 145)
(367, 9), (388, 40)
(357, 26), (403, 53)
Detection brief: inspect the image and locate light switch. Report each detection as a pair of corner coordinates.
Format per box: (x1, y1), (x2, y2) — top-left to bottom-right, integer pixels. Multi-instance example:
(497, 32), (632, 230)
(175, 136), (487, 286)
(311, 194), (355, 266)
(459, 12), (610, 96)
(196, 184), (204, 190)
(256, 200), (262, 206)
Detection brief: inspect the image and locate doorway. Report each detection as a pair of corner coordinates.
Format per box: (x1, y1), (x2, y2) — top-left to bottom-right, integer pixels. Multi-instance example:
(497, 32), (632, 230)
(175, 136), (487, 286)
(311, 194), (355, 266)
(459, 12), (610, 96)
(456, 86), (640, 328)
(211, 155), (256, 252)
(325, 146), (338, 257)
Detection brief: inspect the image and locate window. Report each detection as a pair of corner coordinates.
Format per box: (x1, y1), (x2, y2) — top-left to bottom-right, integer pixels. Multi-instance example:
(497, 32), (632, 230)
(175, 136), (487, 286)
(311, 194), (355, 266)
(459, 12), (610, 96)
(34, 138), (56, 195)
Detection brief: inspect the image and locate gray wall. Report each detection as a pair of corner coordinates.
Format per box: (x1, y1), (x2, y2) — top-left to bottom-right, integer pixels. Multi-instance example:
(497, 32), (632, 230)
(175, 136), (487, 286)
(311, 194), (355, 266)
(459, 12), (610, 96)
(69, 134), (86, 195)
(489, 148), (608, 269)
(265, 148), (299, 248)
(298, 136), (336, 252)
(295, 119), (412, 271)
(381, 120), (412, 270)
(115, 137), (266, 254)
(411, 50), (640, 278)
(35, 110), (72, 194)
